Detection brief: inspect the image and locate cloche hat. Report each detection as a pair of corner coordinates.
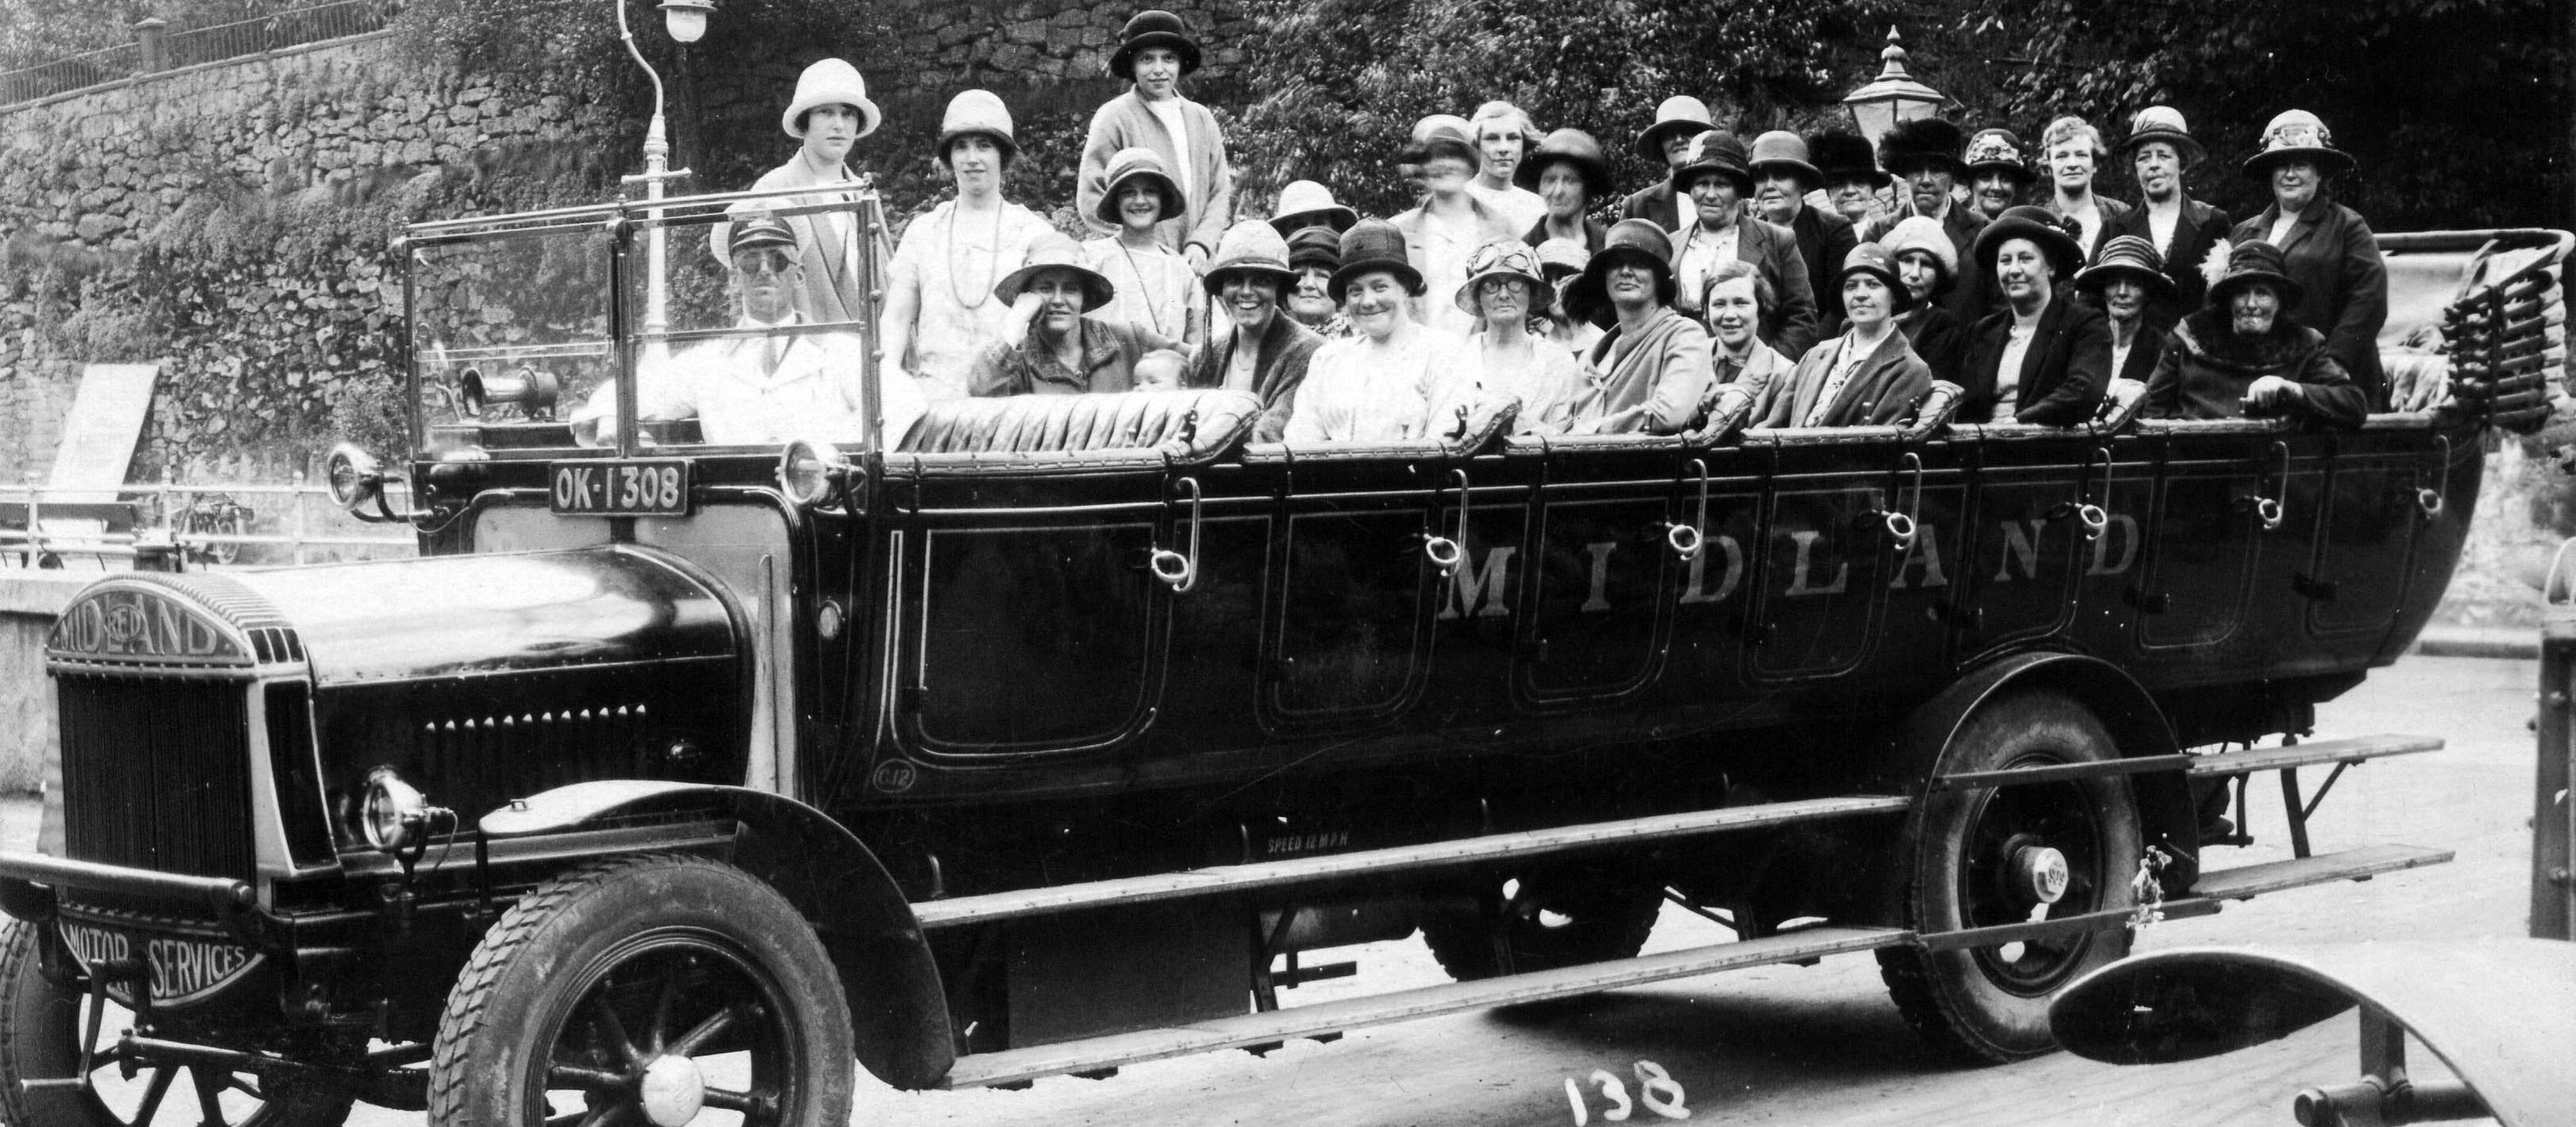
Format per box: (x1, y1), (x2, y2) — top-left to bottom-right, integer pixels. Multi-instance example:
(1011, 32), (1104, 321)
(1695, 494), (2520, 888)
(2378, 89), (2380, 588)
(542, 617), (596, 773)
(1877, 116), (1966, 177)
(1746, 130), (1821, 191)
(2120, 105), (2203, 166)
(2207, 240), (2306, 311)
(2242, 109), (2354, 180)
(1879, 215), (1957, 293)
(937, 90), (1018, 168)
(1672, 129), (1754, 195)
(1963, 128), (2034, 184)
(1454, 238), (1548, 315)
(1285, 225), (1342, 272)
(1534, 237), (1590, 281)
(2073, 234), (2178, 303)
(1269, 180), (1359, 237)
(1095, 147), (1182, 227)
(1203, 221), (1298, 295)
(1328, 218), (1423, 302)
(1404, 114), (1481, 171)
(1973, 204), (2086, 279)
(994, 233), (1116, 311)
(1514, 128), (1613, 199)
(1110, 10), (1201, 79)
(1635, 95), (1715, 163)
(1566, 218), (1678, 325)
(781, 59), (882, 141)
(1839, 242), (1914, 315)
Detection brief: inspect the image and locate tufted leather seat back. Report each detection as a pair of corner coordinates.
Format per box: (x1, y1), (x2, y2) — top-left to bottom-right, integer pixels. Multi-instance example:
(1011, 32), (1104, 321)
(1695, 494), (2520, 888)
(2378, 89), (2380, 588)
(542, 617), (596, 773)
(895, 390), (1261, 464)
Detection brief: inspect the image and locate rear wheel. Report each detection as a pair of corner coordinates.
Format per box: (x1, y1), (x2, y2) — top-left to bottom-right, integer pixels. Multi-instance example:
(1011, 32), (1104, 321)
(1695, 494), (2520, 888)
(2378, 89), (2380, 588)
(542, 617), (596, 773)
(1419, 864), (1662, 980)
(0, 919), (353, 1127)
(427, 855), (853, 1126)
(1876, 689), (2142, 1063)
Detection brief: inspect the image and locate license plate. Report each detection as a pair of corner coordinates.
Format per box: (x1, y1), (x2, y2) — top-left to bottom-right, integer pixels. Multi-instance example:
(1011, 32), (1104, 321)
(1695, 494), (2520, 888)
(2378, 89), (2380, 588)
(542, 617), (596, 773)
(551, 458), (690, 517)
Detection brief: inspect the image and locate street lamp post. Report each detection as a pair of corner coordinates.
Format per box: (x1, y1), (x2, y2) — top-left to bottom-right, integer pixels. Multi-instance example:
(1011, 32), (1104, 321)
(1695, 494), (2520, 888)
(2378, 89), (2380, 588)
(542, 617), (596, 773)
(1840, 26), (1946, 148)
(615, 0), (714, 337)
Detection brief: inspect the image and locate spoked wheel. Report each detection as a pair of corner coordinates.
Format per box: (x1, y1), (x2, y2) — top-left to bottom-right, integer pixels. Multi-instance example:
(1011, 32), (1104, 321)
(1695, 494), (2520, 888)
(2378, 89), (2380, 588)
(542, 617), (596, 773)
(1419, 865), (1663, 981)
(428, 855), (852, 1126)
(0, 920), (355, 1127)
(1878, 689), (2142, 1063)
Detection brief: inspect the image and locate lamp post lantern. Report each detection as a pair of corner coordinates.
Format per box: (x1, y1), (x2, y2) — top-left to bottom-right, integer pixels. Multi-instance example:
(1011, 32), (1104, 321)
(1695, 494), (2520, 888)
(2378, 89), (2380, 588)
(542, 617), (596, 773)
(1840, 26), (1946, 148)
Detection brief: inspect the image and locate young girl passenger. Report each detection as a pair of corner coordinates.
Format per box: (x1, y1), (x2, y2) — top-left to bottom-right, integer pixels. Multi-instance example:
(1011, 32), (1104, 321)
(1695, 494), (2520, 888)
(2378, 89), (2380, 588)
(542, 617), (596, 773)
(1083, 148), (1207, 349)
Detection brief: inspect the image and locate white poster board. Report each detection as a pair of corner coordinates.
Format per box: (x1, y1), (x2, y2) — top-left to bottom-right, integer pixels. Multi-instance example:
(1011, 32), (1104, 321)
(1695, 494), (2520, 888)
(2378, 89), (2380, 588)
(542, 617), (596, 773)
(44, 362), (159, 504)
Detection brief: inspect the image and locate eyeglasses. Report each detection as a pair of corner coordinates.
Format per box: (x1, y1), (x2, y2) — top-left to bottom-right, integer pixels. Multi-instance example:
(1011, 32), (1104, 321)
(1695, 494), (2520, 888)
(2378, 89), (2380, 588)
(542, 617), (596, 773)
(737, 249), (797, 276)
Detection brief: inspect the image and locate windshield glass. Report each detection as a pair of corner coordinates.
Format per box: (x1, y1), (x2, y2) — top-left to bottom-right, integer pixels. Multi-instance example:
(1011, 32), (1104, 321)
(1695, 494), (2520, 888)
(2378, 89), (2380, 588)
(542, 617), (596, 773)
(403, 189), (885, 459)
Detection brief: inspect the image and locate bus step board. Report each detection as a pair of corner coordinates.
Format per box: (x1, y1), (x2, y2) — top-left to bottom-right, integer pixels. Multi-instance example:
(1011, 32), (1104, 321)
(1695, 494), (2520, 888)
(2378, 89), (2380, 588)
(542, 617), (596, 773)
(910, 795), (1913, 929)
(937, 925), (1908, 1090)
(1932, 734), (2443, 791)
(2188, 843), (2454, 901)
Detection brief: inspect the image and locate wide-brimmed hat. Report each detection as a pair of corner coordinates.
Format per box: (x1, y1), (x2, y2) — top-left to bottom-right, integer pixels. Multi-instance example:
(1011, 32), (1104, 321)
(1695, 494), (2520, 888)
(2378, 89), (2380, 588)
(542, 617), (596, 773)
(994, 233), (1116, 311)
(1095, 147), (1182, 227)
(1534, 237), (1589, 280)
(1514, 128), (1613, 199)
(1403, 114), (1481, 171)
(1203, 221), (1297, 295)
(1635, 95), (1714, 163)
(781, 59), (882, 141)
(1974, 204), (2086, 279)
(1110, 10), (1201, 79)
(2242, 109), (2354, 180)
(2120, 105), (2203, 166)
(1269, 180), (1359, 237)
(1838, 242), (1914, 315)
(937, 89), (1017, 168)
(1879, 215), (1956, 295)
(1746, 130), (1821, 191)
(1566, 218), (1678, 324)
(1454, 239), (1548, 315)
(1809, 129), (1880, 183)
(1672, 129), (1753, 195)
(1963, 128), (2034, 184)
(2207, 239), (2306, 311)
(1284, 224), (1342, 272)
(1328, 218), (1423, 302)
(2073, 234), (2178, 303)
(1877, 117), (1965, 178)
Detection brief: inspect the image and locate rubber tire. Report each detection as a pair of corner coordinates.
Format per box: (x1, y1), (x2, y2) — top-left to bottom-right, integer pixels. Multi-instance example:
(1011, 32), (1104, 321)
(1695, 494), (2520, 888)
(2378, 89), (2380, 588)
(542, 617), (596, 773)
(427, 855), (854, 1127)
(1875, 689), (2142, 1063)
(0, 919), (353, 1127)
(1419, 866), (1662, 981)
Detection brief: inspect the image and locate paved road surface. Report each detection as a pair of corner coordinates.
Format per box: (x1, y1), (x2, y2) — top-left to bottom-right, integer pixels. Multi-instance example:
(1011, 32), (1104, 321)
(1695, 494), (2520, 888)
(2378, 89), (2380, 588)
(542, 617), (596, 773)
(5, 654), (2541, 1126)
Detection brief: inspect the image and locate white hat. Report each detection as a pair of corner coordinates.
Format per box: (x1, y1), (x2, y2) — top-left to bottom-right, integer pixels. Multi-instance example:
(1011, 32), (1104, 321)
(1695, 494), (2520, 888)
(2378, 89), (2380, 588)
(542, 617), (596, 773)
(782, 59), (882, 141)
(937, 90), (1018, 167)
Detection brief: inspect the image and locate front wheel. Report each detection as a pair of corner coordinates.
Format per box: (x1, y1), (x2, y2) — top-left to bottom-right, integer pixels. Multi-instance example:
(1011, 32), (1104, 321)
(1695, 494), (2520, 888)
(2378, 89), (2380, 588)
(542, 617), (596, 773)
(427, 855), (854, 1126)
(0, 919), (354, 1127)
(1875, 689), (2142, 1063)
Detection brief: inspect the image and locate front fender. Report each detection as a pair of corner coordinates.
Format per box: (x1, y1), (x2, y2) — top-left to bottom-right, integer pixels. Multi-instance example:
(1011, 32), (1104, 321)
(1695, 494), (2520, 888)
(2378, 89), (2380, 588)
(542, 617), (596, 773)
(484, 782), (956, 1090)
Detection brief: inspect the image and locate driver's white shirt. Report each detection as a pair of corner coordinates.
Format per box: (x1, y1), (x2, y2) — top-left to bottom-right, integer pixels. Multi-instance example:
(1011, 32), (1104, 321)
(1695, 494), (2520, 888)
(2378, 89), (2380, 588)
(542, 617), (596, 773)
(601, 315), (928, 447)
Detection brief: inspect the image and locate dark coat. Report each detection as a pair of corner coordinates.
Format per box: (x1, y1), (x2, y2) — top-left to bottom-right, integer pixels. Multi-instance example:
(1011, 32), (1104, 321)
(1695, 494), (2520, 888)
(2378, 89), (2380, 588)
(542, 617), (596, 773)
(1758, 329), (1934, 428)
(2229, 200), (2389, 410)
(2111, 322), (2167, 384)
(2142, 307), (2366, 429)
(1960, 293), (2111, 426)
(2100, 198), (2232, 318)
(1619, 178), (1684, 232)
(1898, 305), (1972, 387)
(1672, 215), (1821, 362)
(1522, 217), (1609, 255)
(1786, 203), (1860, 337)
(1184, 313), (1325, 442)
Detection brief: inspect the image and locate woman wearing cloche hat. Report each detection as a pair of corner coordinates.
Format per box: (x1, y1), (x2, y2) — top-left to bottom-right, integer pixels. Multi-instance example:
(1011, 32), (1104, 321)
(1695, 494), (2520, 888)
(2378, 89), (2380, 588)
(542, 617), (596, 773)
(881, 90), (1058, 402)
(1960, 205), (2110, 426)
(1458, 238), (1582, 434)
(1182, 221), (1325, 442)
(1076, 10), (1236, 266)
(967, 232), (1184, 397)
(1282, 219), (1485, 444)
(1562, 218), (1714, 435)
(724, 58), (891, 330)
(1756, 242), (1937, 429)
(2226, 109), (2389, 409)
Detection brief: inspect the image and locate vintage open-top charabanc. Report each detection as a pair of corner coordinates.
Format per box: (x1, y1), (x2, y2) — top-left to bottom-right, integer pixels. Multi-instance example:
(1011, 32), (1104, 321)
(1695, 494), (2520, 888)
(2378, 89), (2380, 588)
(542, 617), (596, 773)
(0, 186), (2559, 1125)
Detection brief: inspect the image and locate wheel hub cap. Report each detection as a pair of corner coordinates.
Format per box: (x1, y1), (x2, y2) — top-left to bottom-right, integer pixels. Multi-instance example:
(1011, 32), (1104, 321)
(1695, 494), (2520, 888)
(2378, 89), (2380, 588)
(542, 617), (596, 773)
(639, 1054), (706, 1126)
(2010, 844), (2071, 905)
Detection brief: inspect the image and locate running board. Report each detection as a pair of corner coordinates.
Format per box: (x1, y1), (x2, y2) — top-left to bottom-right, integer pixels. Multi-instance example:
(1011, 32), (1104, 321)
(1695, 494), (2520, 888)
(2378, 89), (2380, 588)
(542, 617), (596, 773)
(2188, 843), (2454, 900)
(910, 795), (1911, 928)
(1932, 735), (2443, 791)
(937, 925), (1908, 1089)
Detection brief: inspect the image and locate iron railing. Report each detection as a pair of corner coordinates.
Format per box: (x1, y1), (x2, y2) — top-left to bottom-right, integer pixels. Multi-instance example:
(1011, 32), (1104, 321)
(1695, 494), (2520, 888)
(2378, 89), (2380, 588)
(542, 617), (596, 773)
(0, 1), (399, 107)
(0, 478), (415, 569)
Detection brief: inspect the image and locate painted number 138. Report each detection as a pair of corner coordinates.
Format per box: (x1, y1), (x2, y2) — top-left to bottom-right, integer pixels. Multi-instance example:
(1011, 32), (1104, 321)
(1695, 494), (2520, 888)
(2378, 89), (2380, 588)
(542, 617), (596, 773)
(1565, 1060), (1690, 1123)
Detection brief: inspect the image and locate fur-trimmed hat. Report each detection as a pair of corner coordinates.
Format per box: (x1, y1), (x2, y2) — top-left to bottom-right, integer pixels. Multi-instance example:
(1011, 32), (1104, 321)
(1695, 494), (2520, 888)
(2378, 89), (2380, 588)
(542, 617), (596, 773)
(1808, 129), (1880, 183)
(1877, 117), (1965, 177)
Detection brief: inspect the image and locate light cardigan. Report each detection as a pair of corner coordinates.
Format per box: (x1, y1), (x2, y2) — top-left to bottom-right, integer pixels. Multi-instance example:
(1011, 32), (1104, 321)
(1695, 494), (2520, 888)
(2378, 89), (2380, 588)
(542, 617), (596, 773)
(1078, 91), (1235, 256)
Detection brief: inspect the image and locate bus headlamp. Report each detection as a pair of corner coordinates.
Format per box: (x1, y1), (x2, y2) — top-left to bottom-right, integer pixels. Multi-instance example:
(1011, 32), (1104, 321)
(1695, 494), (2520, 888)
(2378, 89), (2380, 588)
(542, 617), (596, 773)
(361, 766), (431, 853)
